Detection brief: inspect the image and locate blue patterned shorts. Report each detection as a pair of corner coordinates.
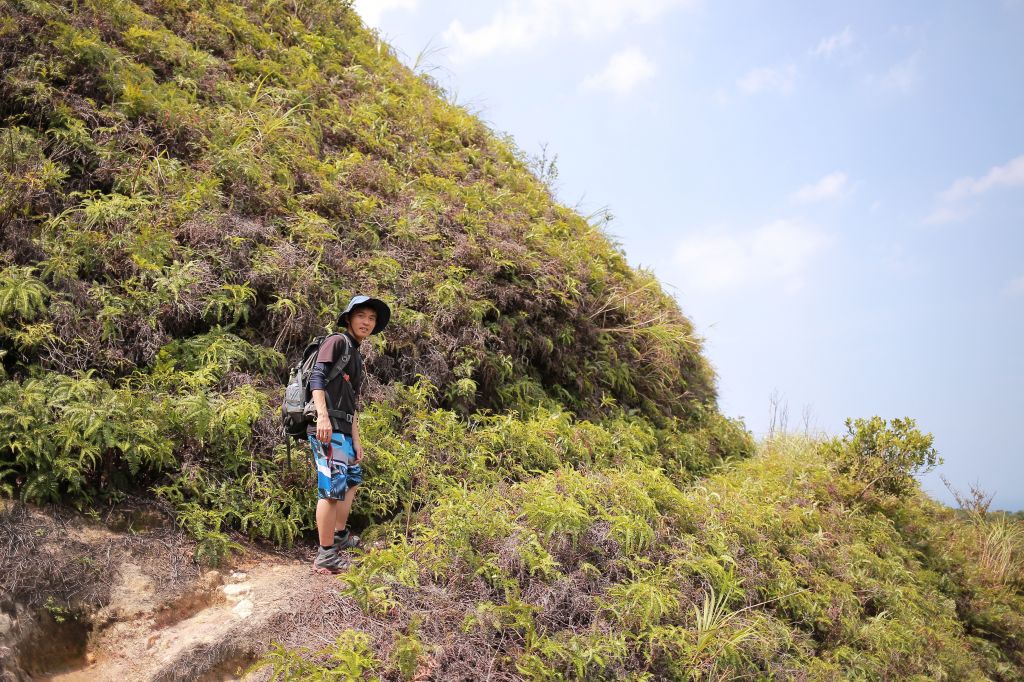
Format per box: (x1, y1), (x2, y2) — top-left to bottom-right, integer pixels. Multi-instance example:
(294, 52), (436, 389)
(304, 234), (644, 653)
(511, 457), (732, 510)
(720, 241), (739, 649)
(309, 433), (364, 500)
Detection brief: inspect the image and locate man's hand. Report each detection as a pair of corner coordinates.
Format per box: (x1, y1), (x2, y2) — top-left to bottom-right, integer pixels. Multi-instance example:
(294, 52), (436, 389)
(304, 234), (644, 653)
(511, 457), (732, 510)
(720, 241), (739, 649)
(354, 442), (364, 463)
(316, 414), (332, 444)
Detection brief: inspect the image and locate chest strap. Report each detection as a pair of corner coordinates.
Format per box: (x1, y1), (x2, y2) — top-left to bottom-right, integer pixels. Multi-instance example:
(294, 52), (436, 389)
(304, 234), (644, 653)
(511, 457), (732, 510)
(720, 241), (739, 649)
(326, 409), (354, 424)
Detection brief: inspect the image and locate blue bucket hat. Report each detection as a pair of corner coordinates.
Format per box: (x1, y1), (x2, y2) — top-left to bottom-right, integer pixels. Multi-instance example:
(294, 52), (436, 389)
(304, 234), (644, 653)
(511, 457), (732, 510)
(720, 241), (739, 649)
(337, 295), (391, 335)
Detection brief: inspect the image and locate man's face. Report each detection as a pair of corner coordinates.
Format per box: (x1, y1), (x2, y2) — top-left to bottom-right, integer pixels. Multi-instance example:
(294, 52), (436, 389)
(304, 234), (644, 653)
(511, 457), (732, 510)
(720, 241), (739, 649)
(348, 306), (377, 341)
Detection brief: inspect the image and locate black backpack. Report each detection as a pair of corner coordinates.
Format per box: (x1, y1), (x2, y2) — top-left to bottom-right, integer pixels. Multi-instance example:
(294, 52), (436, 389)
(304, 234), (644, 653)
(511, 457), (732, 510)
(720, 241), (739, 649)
(280, 333), (352, 466)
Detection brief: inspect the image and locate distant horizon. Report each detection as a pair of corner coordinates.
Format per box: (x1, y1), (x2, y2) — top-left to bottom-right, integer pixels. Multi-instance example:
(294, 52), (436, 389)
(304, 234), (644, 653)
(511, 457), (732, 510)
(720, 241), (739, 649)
(357, 0), (1024, 511)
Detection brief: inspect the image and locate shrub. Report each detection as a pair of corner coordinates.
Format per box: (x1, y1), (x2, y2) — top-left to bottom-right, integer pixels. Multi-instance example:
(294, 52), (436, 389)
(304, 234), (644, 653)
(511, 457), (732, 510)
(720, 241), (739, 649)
(306, 435), (1023, 680)
(823, 416), (941, 500)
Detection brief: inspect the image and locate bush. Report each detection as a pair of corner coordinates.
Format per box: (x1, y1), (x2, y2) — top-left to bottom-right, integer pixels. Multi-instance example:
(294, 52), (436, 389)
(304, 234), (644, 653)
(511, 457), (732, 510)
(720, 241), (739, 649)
(822, 416), (940, 500)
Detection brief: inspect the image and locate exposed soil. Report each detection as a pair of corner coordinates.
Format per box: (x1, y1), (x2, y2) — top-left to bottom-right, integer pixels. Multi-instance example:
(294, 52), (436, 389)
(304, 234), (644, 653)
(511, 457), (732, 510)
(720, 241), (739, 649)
(12, 611), (90, 679)
(41, 562), (312, 681)
(0, 501), (355, 682)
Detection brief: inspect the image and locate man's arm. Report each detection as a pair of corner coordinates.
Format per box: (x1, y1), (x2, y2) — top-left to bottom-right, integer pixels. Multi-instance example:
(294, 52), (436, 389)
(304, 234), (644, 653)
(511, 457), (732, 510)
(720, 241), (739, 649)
(313, 389), (331, 444)
(309, 336), (340, 444)
(352, 413), (363, 462)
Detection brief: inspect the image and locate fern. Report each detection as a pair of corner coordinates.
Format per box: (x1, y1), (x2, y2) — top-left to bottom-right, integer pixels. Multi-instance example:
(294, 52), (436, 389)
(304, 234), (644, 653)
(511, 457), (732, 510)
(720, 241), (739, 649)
(204, 283), (257, 326)
(0, 266), (49, 322)
(254, 631), (379, 681)
(604, 565), (680, 629)
(521, 492), (589, 543)
(608, 513), (656, 556)
(153, 327), (284, 387)
(237, 471), (307, 547)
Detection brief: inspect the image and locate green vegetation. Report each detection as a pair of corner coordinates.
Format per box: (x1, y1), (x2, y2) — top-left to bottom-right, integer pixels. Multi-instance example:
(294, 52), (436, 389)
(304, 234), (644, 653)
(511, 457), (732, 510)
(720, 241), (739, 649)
(0, 0), (721, 549)
(261, 434), (1024, 680)
(824, 416), (940, 501)
(1, 0), (1021, 678)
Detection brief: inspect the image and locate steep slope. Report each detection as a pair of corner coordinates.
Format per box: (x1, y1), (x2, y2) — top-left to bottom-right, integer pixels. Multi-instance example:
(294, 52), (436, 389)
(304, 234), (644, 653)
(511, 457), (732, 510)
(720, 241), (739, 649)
(0, 0), (712, 417)
(4, 435), (1022, 680)
(0, 0), (745, 547)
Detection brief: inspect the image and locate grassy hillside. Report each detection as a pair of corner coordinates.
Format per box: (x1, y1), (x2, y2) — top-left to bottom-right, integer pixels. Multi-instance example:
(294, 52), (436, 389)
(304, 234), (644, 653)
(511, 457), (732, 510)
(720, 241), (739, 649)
(0, 0), (712, 416)
(1, 0), (1022, 679)
(0, 0), (742, 545)
(263, 434), (1024, 680)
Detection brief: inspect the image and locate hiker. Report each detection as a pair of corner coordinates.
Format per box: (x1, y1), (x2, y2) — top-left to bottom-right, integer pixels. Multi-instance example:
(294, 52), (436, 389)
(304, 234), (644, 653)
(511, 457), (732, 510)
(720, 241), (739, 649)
(309, 295), (390, 574)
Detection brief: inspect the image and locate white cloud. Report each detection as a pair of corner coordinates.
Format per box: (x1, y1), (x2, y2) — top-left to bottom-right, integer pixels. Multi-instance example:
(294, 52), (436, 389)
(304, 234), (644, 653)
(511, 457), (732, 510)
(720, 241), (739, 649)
(353, 0), (418, 28)
(868, 53), (919, 94)
(791, 171), (851, 204)
(925, 154), (1024, 224)
(1005, 275), (1024, 297)
(811, 26), (855, 58)
(922, 204), (970, 225)
(940, 155), (1024, 202)
(441, 0), (696, 61)
(580, 48), (656, 94)
(736, 64), (796, 96)
(443, 10), (548, 59)
(673, 220), (832, 294)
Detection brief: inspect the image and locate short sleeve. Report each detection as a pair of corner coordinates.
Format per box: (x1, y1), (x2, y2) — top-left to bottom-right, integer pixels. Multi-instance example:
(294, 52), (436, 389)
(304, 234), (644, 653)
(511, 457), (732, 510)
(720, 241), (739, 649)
(315, 329), (352, 364)
(315, 335), (346, 364)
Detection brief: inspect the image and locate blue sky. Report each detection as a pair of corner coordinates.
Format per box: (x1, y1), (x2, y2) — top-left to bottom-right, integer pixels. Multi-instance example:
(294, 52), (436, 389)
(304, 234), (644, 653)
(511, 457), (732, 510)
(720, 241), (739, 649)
(354, 0), (1024, 510)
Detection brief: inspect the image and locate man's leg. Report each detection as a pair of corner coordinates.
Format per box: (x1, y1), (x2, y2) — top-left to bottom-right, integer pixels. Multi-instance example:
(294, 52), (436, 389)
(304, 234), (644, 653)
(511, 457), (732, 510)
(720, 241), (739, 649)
(311, 434), (347, 566)
(312, 433), (341, 548)
(316, 498), (340, 546)
(331, 433), (362, 540)
(334, 485), (360, 533)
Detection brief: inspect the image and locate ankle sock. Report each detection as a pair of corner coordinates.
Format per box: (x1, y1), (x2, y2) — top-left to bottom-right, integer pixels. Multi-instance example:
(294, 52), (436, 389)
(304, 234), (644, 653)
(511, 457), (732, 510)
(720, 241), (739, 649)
(320, 544), (333, 551)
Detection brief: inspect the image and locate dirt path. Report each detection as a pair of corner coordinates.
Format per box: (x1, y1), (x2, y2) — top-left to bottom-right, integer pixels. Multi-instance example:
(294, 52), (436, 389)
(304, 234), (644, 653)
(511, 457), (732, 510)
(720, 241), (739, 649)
(42, 559), (328, 682)
(2, 503), (360, 682)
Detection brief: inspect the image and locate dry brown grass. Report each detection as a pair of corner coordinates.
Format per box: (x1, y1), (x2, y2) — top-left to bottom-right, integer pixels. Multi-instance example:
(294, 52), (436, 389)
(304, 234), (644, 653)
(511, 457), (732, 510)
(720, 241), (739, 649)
(942, 476), (1024, 586)
(0, 499), (198, 611)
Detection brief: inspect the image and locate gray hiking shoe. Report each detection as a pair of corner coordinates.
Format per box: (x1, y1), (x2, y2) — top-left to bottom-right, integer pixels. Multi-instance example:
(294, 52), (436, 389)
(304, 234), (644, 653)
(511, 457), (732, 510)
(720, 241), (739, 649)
(313, 545), (345, 574)
(333, 529), (361, 550)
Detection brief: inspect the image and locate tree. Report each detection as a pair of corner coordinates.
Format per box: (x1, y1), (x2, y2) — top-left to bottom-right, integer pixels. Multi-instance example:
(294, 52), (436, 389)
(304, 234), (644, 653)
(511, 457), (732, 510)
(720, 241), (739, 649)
(824, 416), (941, 500)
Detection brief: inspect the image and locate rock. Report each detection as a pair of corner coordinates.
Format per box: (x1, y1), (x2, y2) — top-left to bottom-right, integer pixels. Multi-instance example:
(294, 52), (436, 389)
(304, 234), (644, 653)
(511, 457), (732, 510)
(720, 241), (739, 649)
(0, 645), (25, 682)
(231, 599), (254, 619)
(104, 563), (156, 620)
(201, 571), (224, 590)
(222, 584), (251, 600)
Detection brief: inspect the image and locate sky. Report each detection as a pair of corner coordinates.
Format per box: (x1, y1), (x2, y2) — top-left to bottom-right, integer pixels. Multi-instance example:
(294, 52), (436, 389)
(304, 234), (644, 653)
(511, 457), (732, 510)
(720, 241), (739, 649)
(353, 0), (1024, 510)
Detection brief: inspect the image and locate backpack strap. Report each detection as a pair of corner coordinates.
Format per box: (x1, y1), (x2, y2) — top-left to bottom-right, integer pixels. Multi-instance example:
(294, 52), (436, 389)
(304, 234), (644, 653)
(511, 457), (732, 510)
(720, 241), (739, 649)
(322, 333), (352, 387)
(321, 334), (355, 430)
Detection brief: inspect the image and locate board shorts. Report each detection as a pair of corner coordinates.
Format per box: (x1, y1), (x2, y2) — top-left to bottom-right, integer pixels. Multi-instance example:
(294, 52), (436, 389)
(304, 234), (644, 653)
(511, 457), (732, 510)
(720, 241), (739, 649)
(309, 433), (364, 500)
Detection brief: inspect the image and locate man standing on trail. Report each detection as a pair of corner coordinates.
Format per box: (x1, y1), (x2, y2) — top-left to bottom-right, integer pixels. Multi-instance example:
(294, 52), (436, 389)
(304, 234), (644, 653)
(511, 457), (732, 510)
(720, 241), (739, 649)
(309, 295), (390, 574)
